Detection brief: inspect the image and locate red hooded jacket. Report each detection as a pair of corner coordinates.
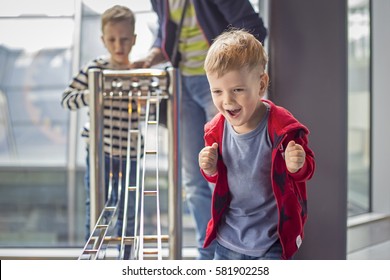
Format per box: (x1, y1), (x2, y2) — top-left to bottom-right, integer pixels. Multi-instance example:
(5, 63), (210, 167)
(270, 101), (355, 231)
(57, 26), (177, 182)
(201, 99), (315, 259)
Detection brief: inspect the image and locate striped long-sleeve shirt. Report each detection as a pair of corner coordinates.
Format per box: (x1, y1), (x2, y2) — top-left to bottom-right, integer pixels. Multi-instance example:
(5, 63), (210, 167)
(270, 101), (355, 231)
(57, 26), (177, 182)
(61, 56), (143, 159)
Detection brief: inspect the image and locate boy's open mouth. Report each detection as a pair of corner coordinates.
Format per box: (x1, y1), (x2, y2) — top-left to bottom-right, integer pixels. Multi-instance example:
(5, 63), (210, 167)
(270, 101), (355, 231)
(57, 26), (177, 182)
(227, 109), (241, 117)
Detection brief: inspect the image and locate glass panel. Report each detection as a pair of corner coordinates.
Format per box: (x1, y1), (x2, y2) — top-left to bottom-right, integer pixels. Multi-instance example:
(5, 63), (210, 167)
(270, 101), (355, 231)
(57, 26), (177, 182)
(0, 169), (85, 246)
(11, 123), (67, 165)
(0, 14), (78, 248)
(347, 0), (371, 216)
(82, 0), (152, 14)
(0, 18), (72, 166)
(0, 0), (74, 17)
(132, 12), (159, 60)
(0, 18), (73, 52)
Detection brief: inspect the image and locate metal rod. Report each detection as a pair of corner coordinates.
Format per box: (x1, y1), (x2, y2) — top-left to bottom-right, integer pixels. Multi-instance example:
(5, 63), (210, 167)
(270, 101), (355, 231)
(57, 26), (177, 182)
(167, 67), (182, 260)
(103, 68), (167, 78)
(88, 69), (105, 231)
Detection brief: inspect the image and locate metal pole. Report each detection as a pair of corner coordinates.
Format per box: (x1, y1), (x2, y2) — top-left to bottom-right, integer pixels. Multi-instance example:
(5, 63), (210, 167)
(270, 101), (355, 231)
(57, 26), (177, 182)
(88, 69), (105, 232)
(167, 67), (182, 259)
(66, 0), (83, 245)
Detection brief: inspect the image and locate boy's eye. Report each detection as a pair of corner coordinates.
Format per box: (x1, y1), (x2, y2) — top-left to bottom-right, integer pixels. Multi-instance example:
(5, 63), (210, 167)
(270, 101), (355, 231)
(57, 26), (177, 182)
(233, 88), (244, 93)
(211, 90), (222, 95)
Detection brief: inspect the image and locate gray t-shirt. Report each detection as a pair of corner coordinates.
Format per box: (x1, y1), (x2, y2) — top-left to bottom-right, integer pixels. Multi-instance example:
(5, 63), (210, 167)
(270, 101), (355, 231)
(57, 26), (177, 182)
(217, 103), (278, 256)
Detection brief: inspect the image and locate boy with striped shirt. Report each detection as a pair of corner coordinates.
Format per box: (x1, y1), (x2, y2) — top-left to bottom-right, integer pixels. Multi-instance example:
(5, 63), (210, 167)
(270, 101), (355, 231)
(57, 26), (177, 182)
(61, 6), (140, 257)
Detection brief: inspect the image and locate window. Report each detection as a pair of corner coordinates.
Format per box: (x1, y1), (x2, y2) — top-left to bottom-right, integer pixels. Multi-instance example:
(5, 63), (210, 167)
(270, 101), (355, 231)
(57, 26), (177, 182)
(0, 0), (168, 249)
(347, 0), (371, 216)
(0, 2), (77, 246)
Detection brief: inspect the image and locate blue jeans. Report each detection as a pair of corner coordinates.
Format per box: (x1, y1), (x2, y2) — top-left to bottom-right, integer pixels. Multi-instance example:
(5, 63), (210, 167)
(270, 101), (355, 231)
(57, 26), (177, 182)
(85, 149), (136, 255)
(214, 241), (283, 260)
(181, 75), (218, 259)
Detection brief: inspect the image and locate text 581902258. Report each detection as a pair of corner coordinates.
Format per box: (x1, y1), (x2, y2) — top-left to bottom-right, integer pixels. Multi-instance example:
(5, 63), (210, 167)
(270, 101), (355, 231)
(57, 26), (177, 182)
(215, 266), (270, 276)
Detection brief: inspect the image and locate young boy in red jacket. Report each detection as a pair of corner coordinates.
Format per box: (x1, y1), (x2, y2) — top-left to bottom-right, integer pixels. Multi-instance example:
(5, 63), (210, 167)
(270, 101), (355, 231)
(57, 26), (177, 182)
(199, 29), (315, 260)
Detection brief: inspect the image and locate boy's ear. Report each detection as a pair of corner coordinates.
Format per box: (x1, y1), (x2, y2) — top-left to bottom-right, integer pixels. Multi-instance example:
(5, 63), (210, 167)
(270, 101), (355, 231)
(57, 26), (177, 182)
(132, 34), (137, 46)
(260, 73), (269, 93)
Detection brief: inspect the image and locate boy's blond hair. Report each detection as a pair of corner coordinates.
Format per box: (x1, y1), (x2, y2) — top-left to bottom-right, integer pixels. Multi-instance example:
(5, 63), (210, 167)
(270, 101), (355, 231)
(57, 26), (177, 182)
(204, 29), (268, 77)
(101, 5), (135, 34)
